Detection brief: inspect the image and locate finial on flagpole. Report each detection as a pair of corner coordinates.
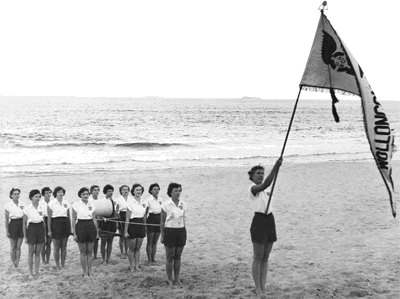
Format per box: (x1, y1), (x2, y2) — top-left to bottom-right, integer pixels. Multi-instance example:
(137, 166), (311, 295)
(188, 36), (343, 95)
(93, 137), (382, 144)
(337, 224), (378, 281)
(318, 1), (328, 11)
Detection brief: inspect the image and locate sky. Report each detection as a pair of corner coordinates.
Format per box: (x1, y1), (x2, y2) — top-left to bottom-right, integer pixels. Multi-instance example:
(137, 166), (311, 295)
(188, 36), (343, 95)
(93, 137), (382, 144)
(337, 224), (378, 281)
(0, 0), (398, 101)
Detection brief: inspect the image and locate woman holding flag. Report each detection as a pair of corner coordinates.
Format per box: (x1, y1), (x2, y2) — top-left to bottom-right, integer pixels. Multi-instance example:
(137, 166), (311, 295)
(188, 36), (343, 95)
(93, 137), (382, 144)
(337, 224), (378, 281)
(248, 158), (282, 295)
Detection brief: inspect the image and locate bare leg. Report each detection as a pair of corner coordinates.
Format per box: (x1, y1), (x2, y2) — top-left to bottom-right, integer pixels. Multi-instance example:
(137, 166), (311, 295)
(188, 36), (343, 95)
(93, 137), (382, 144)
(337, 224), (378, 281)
(15, 238), (23, 267)
(86, 242), (95, 277)
(126, 238), (135, 272)
(151, 232), (160, 262)
(100, 237), (107, 264)
(93, 239), (98, 260)
(260, 242), (273, 292)
(45, 235), (52, 264)
(165, 247), (175, 286)
(133, 238), (144, 271)
(60, 237), (68, 268)
(252, 242), (265, 295)
(173, 246), (184, 284)
(53, 239), (61, 270)
(9, 239), (17, 266)
(146, 232), (154, 262)
(28, 244), (35, 278)
(77, 242), (87, 277)
(106, 236), (114, 263)
(35, 244), (44, 277)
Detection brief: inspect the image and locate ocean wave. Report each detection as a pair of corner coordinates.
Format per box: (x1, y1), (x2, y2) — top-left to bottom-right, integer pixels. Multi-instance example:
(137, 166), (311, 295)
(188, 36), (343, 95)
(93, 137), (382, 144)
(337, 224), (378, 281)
(11, 141), (191, 149)
(114, 142), (190, 148)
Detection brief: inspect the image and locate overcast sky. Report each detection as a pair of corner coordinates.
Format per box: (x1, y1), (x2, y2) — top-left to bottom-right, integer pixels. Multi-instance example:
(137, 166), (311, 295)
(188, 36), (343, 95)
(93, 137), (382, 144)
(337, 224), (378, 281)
(0, 1), (398, 101)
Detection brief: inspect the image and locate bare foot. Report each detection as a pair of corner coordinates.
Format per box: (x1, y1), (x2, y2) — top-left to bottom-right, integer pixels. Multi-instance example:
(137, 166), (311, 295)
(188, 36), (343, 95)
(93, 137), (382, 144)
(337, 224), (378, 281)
(168, 280), (174, 287)
(174, 279), (183, 285)
(134, 266), (141, 272)
(28, 274), (34, 279)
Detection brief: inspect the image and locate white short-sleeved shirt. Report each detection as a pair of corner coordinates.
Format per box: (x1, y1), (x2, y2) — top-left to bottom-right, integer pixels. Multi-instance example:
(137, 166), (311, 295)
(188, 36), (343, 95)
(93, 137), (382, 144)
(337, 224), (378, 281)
(249, 183), (273, 214)
(88, 196), (101, 205)
(145, 196), (163, 214)
(161, 199), (187, 228)
(48, 198), (71, 218)
(127, 198), (148, 219)
(4, 201), (26, 220)
(23, 204), (46, 224)
(39, 199), (51, 217)
(72, 200), (96, 220)
(115, 195), (131, 212)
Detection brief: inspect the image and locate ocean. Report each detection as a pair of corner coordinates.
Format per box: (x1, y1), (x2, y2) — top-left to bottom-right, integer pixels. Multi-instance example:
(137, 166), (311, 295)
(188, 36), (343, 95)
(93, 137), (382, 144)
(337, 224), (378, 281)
(1, 96), (399, 178)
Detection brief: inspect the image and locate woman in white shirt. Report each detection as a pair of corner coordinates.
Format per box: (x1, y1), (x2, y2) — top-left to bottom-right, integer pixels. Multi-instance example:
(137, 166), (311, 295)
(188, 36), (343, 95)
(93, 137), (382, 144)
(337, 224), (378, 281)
(124, 183), (148, 272)
(23, 189), (46, 279)
(160, 183), (187, 286)
(4, 188), (25, 268)
(145, 183), (163, 263)
(89, 185), (101, 260)
(116, 185), (130, 259)
(40, 187), (52, 264)
(47, 186), (71, 270)
(248, 158), (282, 295)
(71, 187), (98, 278)
(98, 184), (117, 265)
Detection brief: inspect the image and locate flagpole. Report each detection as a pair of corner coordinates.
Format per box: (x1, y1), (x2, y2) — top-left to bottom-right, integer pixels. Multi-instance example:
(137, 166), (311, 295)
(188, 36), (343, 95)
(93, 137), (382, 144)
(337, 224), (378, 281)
(265, 87), (302, 214)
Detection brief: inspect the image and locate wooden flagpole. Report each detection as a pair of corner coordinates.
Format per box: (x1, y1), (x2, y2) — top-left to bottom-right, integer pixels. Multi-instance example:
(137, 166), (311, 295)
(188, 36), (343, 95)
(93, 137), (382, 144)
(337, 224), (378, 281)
(265, 87), (302, 214)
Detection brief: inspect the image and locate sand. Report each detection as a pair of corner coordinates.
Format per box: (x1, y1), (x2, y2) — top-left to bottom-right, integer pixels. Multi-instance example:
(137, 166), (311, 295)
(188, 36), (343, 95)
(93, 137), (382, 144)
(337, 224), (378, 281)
(1, 160), (399, 299)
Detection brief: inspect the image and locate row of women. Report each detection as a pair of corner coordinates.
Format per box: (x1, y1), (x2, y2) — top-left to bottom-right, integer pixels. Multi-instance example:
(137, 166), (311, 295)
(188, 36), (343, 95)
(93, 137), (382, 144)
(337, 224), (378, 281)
(4, 182), (187, 285)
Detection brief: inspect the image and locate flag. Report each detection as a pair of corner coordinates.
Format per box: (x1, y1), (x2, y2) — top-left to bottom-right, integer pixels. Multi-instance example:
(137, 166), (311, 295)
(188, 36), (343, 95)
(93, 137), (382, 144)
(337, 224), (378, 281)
(300, 11), (396, 217)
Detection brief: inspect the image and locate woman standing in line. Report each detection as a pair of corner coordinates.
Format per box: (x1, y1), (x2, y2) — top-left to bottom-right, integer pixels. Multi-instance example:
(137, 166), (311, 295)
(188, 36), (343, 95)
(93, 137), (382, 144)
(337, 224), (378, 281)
(40, 187), (52, 264)
(160, 183), (187, 286)
(4, 188), (25, 268)
(145, 183), (163, 264)
(23, 189), (46, 279)
(124, 183), (148, 272)
(115, 185), (130, 259)
(248, 158), (282, 295)
(71, 187), (98, 278)
(98, 184), (117, 265)
(89, 185), (101, 260)
(47, 186), (71, 270)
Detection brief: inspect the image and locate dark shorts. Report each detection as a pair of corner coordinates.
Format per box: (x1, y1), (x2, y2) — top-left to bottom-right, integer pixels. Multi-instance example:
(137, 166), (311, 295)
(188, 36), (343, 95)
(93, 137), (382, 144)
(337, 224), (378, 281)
(250, 212), (277, 244)
(51, 217), (71, 239)
(76, 220), (97, 243)
(146, 213), (161, 234)
(127, 218), (146, 239)
(118, 211), (127, 232)
(164, 227), (187, 248)
(26, 222), (45, 244)
(8, 218), (24, 239)
(98, 219), (117, 238)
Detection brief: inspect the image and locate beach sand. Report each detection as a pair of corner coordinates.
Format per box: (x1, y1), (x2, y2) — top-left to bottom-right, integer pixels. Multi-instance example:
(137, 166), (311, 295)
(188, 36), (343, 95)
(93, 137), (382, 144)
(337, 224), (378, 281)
(1, 161), (399, 299)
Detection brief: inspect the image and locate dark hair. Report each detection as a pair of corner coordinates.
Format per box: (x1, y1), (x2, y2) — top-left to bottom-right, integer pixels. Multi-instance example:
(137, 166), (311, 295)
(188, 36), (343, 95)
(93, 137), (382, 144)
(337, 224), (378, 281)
(41, 187), (52, 196)
(53, 186), (66, 197)
(9, 188), (21, 199)
(103, 184), (114, 194)
(78, 187), (90, 198)
(148, 183), (160, 194)
(29, 189), (41, 200)
(131, 184), (144, 196)
(167, 183), (182, 197)
(119, 185), (130, 195)
(248, 165), (265, 182)
(90, 185), (100, 194)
